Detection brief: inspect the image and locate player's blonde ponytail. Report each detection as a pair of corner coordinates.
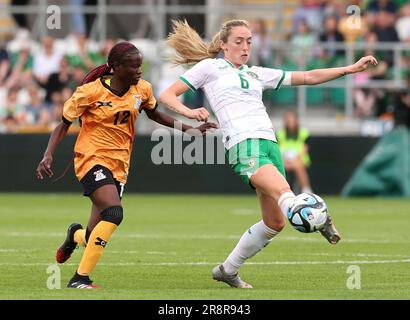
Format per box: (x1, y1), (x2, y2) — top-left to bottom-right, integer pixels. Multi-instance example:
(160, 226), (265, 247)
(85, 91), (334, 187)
(167, 19), (250, 66)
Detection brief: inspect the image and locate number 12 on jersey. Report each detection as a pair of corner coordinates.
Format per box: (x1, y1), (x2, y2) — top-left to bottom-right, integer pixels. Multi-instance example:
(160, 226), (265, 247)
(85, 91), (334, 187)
(114, 111), (131, 125)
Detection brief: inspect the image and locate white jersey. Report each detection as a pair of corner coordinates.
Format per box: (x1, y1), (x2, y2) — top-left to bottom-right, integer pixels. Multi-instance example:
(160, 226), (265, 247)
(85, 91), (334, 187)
(180, 58), (289, 149)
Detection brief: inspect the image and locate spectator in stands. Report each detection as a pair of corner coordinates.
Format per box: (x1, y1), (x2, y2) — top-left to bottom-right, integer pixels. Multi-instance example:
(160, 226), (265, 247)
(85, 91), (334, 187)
(249, 19), (272, 67)
(372, 10), (400, 42)
(61, 86), (74, 103)
(0, 42), (10, 87)
(6, 44), (33, 89)
(0, 87), (26, 132)
(396, 3), (410, 43)
(292, 0), (323, 34)
(277, 111), (313, 194)
(322, 0), (346, 20)
(322, 0), (346, 21)
(70, 66), (87, 90)
(361, 32), (388, 71)
(43, 57), (74, 105)
(25, 84), (50, 127)
(2, 115), (19, 133)
(319, 15), (345, 60)
(366, 1), (397, 28)
(353, 32), (388, 118)
(371, 10), (400, 68)
(66, 34), (104, 72)
(48, 91), (65, 129)
(33, 36), (63, 86)
(354, 85), (385, 118)
(367, 0), (398, 14)
(290, 19), (317, 68)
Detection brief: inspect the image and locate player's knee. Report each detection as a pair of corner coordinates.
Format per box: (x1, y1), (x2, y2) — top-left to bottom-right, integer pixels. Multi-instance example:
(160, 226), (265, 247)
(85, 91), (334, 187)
(100, 205), (123, 226)
(272, 219), (286, 232)
(278, 187), (293, 198)
(265, 218), (286, 232)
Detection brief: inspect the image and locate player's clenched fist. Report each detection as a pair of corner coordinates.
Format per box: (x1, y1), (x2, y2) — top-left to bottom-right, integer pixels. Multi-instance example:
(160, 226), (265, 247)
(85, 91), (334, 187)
(186, 107), (209, 122)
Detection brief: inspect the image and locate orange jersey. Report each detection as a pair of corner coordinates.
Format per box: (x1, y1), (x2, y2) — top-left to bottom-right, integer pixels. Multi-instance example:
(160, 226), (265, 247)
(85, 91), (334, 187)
(63, 76), (156, 183)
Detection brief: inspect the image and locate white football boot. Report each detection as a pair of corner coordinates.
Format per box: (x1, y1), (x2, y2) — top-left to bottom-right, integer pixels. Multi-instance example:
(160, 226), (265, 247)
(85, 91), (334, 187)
(212, 264), (253, 288)
(319, 214), (341, 244)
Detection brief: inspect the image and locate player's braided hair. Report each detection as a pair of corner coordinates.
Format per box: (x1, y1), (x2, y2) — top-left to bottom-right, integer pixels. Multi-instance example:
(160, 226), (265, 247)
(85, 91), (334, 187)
(167, 19), (250, 66)
(81, 41), (139, 85)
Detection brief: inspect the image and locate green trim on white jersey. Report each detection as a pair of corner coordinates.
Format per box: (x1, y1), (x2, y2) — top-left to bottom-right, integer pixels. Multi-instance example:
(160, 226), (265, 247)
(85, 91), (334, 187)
(179, 76), (196, 92)
(224, 59), (245, 70)
(224, 59), (235, 68)
(275, 70), (286, 90)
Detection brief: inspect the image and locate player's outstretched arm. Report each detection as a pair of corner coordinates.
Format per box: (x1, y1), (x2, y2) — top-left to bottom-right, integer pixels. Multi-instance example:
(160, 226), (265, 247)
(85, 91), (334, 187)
(144, 108), (218, 135)
(290, 55), (378, 86)
(159, 80), (209, 122)
(35, 121), (71, 180)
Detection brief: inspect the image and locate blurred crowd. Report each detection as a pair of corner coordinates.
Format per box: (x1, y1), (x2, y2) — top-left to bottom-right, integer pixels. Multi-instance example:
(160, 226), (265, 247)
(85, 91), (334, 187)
(0, 0), (409, 134)
(0, 33), (117, 133)
(250, 0), (410, 124)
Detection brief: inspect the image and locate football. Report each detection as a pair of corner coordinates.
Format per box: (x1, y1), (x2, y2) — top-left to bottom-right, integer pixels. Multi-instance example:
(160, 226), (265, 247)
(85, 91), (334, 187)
(287, 193), (328, 233)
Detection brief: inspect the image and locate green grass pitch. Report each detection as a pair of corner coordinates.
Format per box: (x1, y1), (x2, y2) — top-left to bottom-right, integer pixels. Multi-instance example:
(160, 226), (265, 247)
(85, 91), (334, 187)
(0, 193), (409, 300)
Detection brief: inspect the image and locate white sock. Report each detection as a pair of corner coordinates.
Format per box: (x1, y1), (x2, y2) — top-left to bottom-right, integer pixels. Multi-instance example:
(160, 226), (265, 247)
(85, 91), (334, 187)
(278, 191), (296, 219)
(302, 187), (313, 194)
(222, 220), (279, 275)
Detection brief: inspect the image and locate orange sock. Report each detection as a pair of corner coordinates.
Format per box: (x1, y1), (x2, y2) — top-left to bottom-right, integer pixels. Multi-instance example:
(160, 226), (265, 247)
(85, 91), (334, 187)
(77, 221), (117, 276)
(74, 229), (86, 247)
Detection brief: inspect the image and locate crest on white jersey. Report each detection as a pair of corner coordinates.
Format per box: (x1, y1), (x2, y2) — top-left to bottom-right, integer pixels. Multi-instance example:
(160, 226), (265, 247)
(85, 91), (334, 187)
(246, 71), (259, 79)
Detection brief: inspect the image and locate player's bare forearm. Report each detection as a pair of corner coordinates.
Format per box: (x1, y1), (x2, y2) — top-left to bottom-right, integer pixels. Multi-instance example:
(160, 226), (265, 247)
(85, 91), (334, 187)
(36, 121), (70, 180)
(145, 108), (218, 134)
(159, 80), (210, 122)
(145, 108), (192, 132)
(291, 55), (378, 86)
(304, 67), (349, 85)
(145, 108), (218, 135)
(44, 121), (70, 157)
(159, 89), (192, 118)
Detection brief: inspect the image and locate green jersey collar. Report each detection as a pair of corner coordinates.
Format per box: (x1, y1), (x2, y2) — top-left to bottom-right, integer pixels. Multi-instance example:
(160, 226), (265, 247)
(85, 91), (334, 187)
(224, 59), (246, 70)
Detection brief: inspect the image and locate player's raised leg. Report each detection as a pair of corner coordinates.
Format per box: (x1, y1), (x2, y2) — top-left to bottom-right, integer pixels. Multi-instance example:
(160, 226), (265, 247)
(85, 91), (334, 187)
(251, 163), (296, 219)
(253, 164), (340, 244)
(55, 204), (102, 264)
(83, 203), (103, 244)
(55, 222), (83, 264)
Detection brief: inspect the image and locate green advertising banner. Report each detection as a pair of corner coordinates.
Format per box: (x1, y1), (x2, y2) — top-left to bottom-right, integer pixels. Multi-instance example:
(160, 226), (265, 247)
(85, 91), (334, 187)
(342, 127), (410, 197)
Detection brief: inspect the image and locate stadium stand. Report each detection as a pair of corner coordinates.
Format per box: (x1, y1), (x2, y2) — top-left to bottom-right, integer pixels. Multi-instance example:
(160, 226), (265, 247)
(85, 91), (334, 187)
(0, 0), (409, 136)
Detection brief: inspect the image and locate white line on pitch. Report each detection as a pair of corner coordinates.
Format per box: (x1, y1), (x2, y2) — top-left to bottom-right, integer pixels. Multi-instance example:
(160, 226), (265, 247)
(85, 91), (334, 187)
(0, 248), (408, 259)
(1, 259), (410, 267)
(1, 231), (403, 244)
